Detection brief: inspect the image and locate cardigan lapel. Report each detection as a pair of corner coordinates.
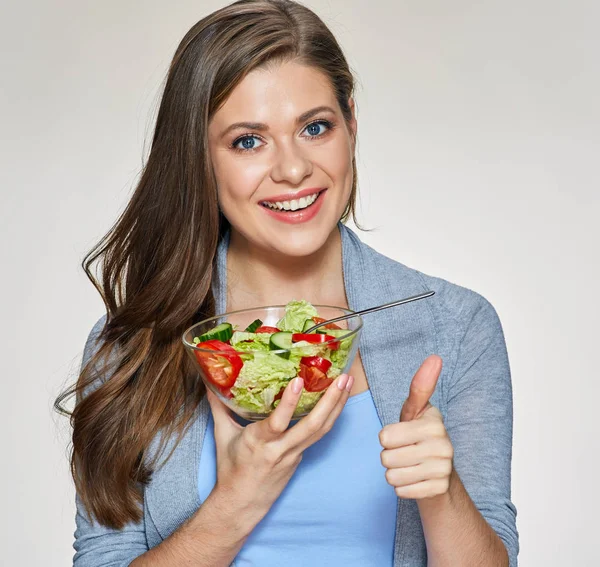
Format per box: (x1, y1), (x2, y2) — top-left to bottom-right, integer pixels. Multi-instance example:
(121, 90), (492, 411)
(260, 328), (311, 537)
(340, 223), (437, 566)
(339, 223), (438, 426)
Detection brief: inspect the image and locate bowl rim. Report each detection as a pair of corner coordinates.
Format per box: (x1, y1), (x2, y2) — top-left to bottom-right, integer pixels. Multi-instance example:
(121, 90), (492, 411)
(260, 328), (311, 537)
(182, 304), (363, 354)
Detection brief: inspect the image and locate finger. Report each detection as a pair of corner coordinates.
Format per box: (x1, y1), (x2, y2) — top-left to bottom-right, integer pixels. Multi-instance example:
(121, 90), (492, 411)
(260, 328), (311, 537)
(255, 377), (304, 440)
(400, 355), (443, 422)
(379, 416), (446, 449)
(318, 377), (353, 435)
(296, 377), (353, 452)
(283, 373), (350, 449)
(394, 478), (450, 499)
(384, 459), (452, 488)
(206, 389), (241, 444)
(379, 421), (426, 449)
(380, 438), (453, 468)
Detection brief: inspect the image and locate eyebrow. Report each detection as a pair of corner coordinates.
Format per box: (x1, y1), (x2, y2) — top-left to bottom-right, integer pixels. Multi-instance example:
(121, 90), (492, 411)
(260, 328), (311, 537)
(220, 105), (337, 138)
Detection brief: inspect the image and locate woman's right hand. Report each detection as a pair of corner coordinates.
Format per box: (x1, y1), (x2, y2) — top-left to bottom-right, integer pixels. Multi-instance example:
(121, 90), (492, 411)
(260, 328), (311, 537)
(206, 373), (354, 529)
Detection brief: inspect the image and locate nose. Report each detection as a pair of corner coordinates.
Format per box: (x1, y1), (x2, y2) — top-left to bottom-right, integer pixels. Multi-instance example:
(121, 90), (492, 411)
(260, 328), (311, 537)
(270, 141), (313, 186)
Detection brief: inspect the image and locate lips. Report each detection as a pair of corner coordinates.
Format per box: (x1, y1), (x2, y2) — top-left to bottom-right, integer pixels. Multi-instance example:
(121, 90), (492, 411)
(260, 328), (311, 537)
(265, 192), (321, 212)
(259, 188), (326, 225)
(260, 187), (326, 204)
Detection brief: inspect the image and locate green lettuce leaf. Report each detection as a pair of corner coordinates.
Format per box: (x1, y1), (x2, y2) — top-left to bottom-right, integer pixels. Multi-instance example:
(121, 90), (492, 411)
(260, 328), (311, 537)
(232, 341), (270, 353)
(232, 383), (281, 412)
(295, 390), (324, 413)
(276, 299), (318, 333)
(231, 351), (297, 412)
(328, 335), (354, 372)
(230, 331), (272, 353)
(273, 389), (324, 413)
(327, 365), (343, 379)
(287, 340), (324, 365)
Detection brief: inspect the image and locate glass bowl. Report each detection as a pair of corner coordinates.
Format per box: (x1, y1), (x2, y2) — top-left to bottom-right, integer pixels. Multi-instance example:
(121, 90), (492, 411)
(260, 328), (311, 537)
(182, 305), (363, 421)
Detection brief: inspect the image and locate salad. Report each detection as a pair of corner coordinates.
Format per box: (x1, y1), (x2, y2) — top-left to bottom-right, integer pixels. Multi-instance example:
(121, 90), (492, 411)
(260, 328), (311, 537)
(192, 300), (355, 414)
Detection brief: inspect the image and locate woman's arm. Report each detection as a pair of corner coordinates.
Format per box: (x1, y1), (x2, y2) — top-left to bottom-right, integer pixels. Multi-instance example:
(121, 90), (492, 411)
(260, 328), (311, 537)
(380, 298), (518, 566)
(73, 312), (355, 566)
(438, 298), (518, 565)
(417, 470), (508, 566)
(131, 373), (355, 566)
(130, 486), (262, 567)
(380, 366), (510, 567)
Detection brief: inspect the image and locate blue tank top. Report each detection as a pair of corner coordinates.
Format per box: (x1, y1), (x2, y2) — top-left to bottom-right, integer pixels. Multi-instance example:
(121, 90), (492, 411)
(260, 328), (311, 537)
(198, 390), (397, 566)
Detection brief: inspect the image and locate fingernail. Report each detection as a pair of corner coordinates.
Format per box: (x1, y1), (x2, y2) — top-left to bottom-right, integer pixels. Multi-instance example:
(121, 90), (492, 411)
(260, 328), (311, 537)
(337, 374), (349, 390)
(346, 375), (355, 393)
(292, 377), (303, 394)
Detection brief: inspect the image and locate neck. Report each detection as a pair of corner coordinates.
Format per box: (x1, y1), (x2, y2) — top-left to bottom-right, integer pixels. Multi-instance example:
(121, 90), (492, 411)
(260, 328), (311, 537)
(225, 225), (347, 310)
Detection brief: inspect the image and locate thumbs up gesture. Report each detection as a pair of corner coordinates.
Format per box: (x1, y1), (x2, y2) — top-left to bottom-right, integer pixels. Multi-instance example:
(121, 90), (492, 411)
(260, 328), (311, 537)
(379, 355), (454, 499)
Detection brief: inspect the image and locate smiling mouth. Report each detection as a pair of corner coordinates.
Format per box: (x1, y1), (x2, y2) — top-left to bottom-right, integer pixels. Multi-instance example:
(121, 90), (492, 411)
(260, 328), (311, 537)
(260, 189), (325, 212)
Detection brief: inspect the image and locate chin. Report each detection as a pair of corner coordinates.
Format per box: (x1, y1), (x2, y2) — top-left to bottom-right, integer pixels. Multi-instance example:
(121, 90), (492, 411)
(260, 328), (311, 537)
(266, 224), (327, 256)
(272, 237), (326, 258)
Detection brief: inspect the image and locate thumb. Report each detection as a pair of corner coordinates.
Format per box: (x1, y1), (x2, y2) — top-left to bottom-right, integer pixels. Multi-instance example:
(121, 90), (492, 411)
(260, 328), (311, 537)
(400, 355), (443, 422)
(206, 389), (241, 444)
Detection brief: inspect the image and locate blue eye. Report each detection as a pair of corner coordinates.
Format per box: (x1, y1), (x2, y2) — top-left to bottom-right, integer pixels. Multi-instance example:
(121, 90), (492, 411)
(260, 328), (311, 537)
(304, 121), (330, 137)
(233, 135), (264, 151)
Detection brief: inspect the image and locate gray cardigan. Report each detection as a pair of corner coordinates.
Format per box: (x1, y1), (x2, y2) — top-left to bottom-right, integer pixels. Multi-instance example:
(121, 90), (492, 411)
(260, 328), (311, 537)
(73, 223), (519, 566)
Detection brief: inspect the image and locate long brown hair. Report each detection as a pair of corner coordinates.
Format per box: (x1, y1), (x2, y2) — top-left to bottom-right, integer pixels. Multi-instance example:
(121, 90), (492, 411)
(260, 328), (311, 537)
(55, 0), (359, 529)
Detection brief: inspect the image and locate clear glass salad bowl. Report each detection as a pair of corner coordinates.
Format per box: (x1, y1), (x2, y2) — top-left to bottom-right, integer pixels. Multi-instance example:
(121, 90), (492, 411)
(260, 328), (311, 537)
(182, 304), (363, 421)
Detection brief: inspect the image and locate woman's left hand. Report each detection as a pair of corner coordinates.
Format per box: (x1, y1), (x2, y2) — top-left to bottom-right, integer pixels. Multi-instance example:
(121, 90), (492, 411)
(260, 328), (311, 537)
(379, 355), (455, 499)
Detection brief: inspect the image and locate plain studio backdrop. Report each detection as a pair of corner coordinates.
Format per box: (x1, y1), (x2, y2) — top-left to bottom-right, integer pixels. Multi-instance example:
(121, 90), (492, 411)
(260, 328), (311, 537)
(1, 0), (598, 565)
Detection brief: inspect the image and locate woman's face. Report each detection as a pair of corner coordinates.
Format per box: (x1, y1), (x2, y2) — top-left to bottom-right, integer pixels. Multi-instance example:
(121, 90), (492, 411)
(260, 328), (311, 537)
(208, 60), (357, 258)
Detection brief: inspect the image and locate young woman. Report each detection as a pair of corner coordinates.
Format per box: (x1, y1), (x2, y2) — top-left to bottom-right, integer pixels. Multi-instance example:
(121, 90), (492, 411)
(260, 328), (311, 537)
(58, 1), (519, 565)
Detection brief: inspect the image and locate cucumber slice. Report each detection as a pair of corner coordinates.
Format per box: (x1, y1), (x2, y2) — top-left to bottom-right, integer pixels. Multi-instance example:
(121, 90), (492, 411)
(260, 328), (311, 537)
(269, 332), (294, 359)
(197, 322), (233, 343)
(244, 318), (263, 333)
(316, 328), (351, 338)
(302, 319), (316, 332)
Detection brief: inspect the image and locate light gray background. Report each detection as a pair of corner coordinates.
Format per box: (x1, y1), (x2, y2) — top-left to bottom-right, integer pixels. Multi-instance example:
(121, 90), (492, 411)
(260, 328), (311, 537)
(1, 0), (598, 565)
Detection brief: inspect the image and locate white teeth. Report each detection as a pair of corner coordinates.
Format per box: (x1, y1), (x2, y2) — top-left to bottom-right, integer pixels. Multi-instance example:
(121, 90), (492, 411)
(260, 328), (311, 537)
(263, 191), (321, 211)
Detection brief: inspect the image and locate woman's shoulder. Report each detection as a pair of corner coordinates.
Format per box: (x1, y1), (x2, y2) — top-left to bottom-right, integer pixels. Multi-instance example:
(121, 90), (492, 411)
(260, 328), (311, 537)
(361, 243), (509, 396)
(83, 314), (108, 364)
(347, 228), (504, 341)
(79, 314), (117, 398)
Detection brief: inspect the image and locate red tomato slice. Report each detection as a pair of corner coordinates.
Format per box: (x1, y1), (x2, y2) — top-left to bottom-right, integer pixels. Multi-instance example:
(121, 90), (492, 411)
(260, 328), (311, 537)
(312, 316), (342, 330)
(299, 363), (333, 392)
(300, 356), (332, 374)
(254, 326), (280, 334)
(198, 339), (238, 353)
(292, 333), (339, 350)
(194, 339), (243, 392)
